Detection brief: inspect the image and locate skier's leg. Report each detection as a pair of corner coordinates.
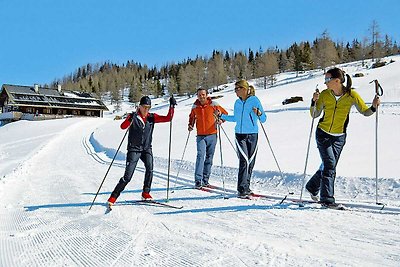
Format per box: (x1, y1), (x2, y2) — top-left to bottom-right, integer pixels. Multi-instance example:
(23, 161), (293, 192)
(246, 133), (258, 191)
(194, 136), (206, 186)
(110, 151), (141, 199)
(202, 134), (217, 185)
(235, 134), (249, 194)
(305, 168), (322, 196)
(316, 129), (336, 204)
(141, 149), (154, 193)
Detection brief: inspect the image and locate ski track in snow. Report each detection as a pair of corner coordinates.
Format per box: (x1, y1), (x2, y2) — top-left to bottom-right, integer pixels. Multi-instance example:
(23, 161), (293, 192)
(0, 118), (399, 266)
(1, 118), (398, 266)
(0, 119), (284, 266)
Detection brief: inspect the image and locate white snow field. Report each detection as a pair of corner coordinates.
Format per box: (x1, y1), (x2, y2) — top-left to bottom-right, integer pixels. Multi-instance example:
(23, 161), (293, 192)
(1, 57), (399, 266)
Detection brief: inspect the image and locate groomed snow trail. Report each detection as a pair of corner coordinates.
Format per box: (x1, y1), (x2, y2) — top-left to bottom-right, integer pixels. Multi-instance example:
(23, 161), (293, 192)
(1, 118), (399, 266)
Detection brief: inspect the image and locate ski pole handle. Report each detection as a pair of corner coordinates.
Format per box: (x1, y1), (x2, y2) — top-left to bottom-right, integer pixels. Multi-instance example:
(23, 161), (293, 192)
(370, 80), (383, 96)
(312, 85), (320, 102)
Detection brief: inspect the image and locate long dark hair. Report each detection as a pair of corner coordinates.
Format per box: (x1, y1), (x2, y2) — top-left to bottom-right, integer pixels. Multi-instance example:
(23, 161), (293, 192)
(326, 67), (352, 95)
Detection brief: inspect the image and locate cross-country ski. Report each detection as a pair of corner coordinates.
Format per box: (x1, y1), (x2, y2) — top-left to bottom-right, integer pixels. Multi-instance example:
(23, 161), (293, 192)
(126, 200), (183, 209)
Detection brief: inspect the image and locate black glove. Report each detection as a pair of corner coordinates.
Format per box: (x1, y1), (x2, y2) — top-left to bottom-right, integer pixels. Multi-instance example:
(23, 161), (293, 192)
(169, 96), (177, 107)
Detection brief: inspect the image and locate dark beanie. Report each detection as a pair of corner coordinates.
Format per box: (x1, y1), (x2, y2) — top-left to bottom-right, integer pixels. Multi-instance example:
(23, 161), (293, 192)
(139, 96), (151, 106)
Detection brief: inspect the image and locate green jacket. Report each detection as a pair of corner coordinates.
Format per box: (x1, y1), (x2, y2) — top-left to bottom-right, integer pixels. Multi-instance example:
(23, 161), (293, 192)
(311, 89), (375, 134)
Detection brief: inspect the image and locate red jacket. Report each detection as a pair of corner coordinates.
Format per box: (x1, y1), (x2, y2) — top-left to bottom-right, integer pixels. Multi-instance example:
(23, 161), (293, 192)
(188, 98), (227, 135)
(120, 107), (174, 151)
(121, 107), (174, 129)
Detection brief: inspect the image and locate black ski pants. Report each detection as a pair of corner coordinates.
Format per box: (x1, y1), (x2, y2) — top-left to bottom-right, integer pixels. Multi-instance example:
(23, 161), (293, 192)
(235, 133), (258, 194)
(111, 149), (154, 199)
(306, 128), (346, 204)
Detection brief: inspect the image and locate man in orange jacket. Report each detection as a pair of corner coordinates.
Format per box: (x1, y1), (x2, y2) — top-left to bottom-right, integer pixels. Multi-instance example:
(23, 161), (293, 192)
(188, 88), (227, 189)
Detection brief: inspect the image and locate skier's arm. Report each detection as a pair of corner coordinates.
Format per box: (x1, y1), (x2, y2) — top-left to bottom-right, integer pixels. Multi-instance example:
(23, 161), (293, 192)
(120, 113), (133, 129)
(218, 105), (228, 116)
(310, 90), (323, 118)
(188, 108), (196, 130)
(353, 91), (377, 116)
(154, 107), (174, 123)
(253, 98), (266, 123)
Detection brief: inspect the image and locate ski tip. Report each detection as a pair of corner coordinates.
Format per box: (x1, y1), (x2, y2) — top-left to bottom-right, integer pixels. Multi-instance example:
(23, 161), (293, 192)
(105, 203), (113, 214)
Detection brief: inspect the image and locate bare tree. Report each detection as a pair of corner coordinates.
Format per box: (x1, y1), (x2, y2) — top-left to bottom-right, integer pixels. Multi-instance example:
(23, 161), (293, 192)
(254, 51), (279, 88)
(167, 76), (178, 95)
(312, 30), (339, 72)
(369, 20), (383, 62)
(232, 52), (250, 79)
(177, 64), (198, 96)
(207, 52), (227, 91)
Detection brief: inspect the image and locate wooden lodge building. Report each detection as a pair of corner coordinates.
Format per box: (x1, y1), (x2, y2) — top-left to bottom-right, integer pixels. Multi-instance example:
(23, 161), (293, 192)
(0, 84), (108, 122)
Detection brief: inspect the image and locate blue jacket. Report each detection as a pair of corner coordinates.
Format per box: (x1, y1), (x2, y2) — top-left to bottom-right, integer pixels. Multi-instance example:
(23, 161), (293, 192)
(221, 95), (266, 134)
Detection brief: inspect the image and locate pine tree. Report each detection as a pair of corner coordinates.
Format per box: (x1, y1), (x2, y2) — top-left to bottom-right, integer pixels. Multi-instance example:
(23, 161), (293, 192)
(301, 42), (313, 70)
(393, 41), (399, 55)
(111, 87), (122, 112)
(383, 34), (393, 57)
(287, 43), (303, 76)
(248, 48), (255, 78)
(278, 50), (289, 73)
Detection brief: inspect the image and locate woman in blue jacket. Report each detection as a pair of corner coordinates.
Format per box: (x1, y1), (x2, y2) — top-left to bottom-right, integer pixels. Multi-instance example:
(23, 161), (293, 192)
(215, 80), (266, 198)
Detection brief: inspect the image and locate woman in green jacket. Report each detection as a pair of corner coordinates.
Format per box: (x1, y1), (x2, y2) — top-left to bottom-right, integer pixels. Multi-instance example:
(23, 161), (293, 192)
(305, 67), (380, 207)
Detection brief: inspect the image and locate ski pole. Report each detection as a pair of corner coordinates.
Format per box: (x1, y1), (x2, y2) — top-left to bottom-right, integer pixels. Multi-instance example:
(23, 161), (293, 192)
(257, 114), (294, 197)
(370, 79), (384, 207)
(219, 124), (237, 154)
(217, 122), (227, 199)
(299, 86), (319, 204)
(171, 131), (191, 193)
(166, 115), (173, 202)
(213, 113), (237, 153)
(88, 120), (131, 211)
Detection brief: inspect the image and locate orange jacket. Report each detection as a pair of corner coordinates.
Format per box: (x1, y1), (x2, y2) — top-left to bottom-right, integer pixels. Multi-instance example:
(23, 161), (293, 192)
(188, 97), (227, 135)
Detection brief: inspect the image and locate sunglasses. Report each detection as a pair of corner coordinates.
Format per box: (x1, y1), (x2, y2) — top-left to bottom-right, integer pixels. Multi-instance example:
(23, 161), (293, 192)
(324, 77), (335, 83)
(234, 87), (243, 91)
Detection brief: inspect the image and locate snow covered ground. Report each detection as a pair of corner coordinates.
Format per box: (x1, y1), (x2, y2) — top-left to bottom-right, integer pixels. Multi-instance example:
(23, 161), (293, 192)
(1, 57), (399, 266)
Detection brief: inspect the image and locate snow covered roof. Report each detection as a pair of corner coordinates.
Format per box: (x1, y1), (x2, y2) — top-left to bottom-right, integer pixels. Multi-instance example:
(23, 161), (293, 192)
(0, 84), (108, 111)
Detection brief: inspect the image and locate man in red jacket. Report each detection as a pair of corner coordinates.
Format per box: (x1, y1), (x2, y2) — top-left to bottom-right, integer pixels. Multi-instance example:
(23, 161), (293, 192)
(188, 88), (227, 189)
(107, 95), (176, 208)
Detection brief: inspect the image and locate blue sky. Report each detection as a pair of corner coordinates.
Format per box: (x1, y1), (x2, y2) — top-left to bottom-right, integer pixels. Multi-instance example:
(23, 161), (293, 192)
(1, 0), (399, 86)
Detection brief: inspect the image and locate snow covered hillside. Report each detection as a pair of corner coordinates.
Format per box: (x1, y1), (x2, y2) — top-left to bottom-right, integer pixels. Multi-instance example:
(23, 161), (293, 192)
(0, 57), (399, 266)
